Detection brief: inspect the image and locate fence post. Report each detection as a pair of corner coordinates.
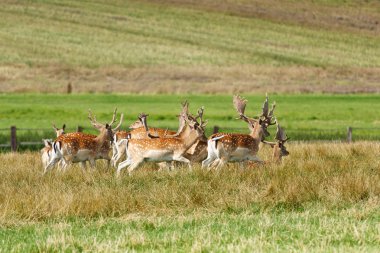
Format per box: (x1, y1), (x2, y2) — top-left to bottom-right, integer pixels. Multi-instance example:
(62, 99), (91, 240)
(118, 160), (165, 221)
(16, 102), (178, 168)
(213, 125), (219, 134)
(347, 126), (352, 143)
(10, 126), (17, 152)
(76, 125), (83, 132)
(67, 82), (72, 94)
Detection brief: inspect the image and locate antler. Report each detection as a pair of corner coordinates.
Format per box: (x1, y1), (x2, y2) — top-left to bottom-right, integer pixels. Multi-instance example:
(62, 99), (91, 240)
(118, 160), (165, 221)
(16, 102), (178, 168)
(261, 93), (269, 118)
(275, 123), (289, 143)
(180, 100), (189, 116)
(195, 106), (207, 127)
(88, 109), (104, 129)
(260, 94), (276, 125)
(108, 108), (117, 126)
(233, 95), (251, 123)
(165, 101), (190, 137)
(112, 113), (124, 132)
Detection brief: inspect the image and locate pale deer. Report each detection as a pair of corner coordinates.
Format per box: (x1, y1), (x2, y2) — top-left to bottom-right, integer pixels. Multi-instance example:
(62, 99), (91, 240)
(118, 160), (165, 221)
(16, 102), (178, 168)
(41, 124), (66, 168)
(44, 109), (123, 173)
(202, 94), (276, 169)
(41, 139), (53, 168)
(111, 101), (189, 167)
(116, 108), (207, 176)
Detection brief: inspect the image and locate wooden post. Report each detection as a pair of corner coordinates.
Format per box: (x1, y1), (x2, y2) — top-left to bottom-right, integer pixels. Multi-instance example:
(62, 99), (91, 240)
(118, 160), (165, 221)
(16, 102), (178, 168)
(67, 82), (72, 94)
(10, 126), (17, 152)
(76, 125), (83, 132)
(347, 126), (352, 143)
(213, 125), (219, 134)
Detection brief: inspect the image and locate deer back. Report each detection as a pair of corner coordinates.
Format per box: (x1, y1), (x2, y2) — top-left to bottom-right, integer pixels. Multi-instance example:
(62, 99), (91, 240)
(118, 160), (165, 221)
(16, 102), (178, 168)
(209, 133), (260, 154)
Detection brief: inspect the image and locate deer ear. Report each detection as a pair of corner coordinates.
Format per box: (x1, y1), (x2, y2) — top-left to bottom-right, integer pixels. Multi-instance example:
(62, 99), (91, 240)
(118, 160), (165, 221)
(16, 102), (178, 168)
(43, 139), (52, 147)
(62, 124), (66, 130)
(105, 123), (110, 128)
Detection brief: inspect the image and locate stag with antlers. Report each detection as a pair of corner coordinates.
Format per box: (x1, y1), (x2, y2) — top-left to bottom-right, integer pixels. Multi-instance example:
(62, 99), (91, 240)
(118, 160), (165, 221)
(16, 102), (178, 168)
(111, 101), (208, 167)
(201, 94), (276, 169)
(116, 107), (207, 176)
(262, 122), (290, 163)
(43, 109), (123, 173)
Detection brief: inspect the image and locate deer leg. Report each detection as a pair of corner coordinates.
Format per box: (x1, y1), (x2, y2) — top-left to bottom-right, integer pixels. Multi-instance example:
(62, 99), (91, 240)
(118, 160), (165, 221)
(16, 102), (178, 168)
(113, 149), (125, 167)
(157, 162), (169, 171)
(113, 140), (127, 167)
(239, 161), (247, 170)
(111, 144), (118, 166)
(173, 156), (191, 169)
(89, 159), (96, 169)
(44, 156), (60, 174)
(57, 159), (65, 171)
(248, 155), (262, 163)
(215, 157), (229, 170)
(127, 158), (144, 176)
(79, 161), (87, 170)
(116, 158), (133, 177)
(209, 158), (220, 169)
(202, 143), (218, 169)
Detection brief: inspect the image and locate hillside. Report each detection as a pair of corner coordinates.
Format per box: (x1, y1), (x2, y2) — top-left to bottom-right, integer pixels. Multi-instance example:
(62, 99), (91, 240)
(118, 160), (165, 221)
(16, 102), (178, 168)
(0, 0), (379, 93)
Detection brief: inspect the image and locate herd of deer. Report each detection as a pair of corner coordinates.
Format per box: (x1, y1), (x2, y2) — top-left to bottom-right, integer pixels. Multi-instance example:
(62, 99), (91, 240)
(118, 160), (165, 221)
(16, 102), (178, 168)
(41, 95), (289, 176)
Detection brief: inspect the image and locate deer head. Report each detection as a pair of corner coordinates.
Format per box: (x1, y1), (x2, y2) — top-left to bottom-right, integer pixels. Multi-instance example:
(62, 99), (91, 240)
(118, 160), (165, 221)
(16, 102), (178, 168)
(137, 113), (160, 138)
(189, 106), (208, 141)
(88, 108), (123, 143)
(233, 94), (276, 139)
(52, 123), (66, 137)
(262, 122), (289, 161)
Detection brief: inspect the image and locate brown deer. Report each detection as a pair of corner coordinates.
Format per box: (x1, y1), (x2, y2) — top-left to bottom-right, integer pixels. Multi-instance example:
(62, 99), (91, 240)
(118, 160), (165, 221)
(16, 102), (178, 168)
(116, 108), (207, 176)
(44, 109), (123, 173)
(262, 122), (289, 163)
(201, 94), (276, 169)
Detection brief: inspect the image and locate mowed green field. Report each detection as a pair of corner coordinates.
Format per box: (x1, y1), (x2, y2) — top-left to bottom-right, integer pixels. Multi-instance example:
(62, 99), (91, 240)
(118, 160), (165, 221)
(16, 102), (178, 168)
(0, 93), (379, 146)
(0, 142), (379, 252)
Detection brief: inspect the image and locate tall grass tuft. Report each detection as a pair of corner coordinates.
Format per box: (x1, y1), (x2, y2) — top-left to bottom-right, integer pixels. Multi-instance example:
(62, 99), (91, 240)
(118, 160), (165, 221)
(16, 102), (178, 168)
(0, 142), (379, 224)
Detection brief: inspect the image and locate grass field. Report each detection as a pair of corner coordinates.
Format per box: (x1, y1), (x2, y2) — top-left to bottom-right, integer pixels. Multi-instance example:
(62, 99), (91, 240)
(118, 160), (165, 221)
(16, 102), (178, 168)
(0, 142), (379, 251)
(0, 0), (379, 93)
(0, 0), (380, 251)
(0, 93), (379, 148)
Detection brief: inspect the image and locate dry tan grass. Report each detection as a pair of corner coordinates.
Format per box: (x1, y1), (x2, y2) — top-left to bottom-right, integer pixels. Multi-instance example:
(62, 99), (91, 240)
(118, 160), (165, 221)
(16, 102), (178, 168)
(1, 65), (379, 94)
(0, 142), (379, 225)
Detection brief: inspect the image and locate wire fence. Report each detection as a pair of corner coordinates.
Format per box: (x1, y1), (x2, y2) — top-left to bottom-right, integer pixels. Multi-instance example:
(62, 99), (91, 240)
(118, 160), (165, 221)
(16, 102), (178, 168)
(0, 125), (379, 152)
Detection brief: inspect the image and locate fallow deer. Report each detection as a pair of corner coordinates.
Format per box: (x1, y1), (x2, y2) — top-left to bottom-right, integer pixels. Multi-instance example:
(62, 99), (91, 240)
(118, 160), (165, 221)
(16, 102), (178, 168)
(111, 101), (189, 167)
(116, 108), (207, 176)
(41, 124), (66, 168)
(41, 139), (53, 168)
(44, 109), (123, 173)
(262, 122), (289, 163)
(201, 94), (276, 169)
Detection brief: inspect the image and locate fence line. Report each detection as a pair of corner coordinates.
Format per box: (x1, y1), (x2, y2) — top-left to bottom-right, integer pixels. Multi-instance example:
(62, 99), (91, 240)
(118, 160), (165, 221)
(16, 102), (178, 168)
(0, 125), (379, 152)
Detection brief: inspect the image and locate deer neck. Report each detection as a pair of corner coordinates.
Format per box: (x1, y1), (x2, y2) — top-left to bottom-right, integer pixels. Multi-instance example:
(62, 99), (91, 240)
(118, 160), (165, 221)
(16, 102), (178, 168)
(180, 129), (200, 151)
(175, 123), (191, 139)
(272, 145), (282, 163)
(249, 121), (264, 141)
(95, 130), (110, 144)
